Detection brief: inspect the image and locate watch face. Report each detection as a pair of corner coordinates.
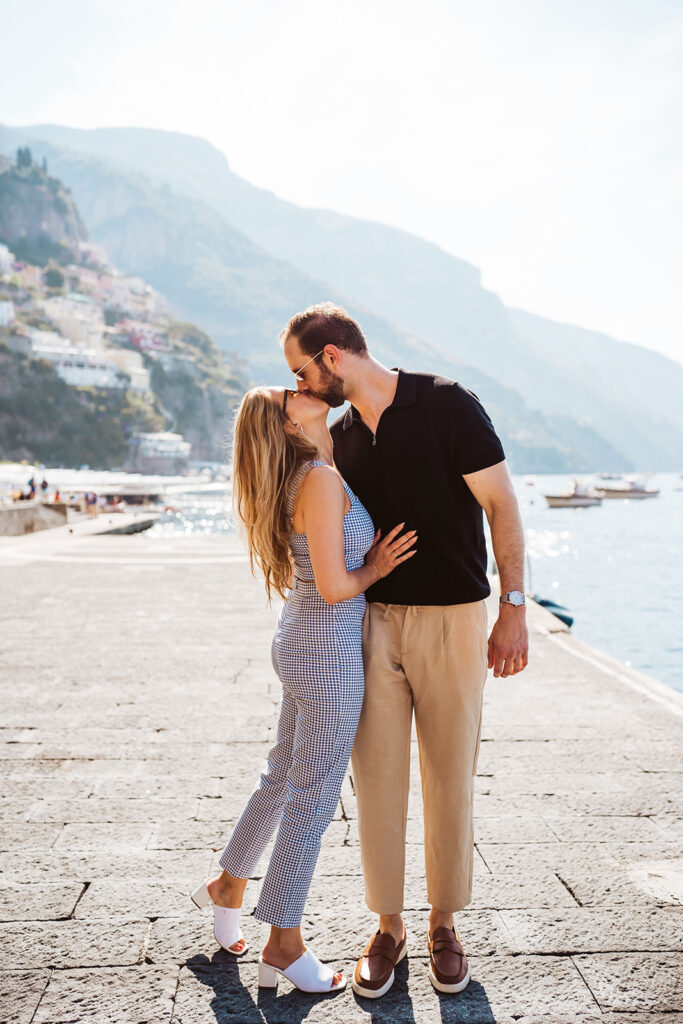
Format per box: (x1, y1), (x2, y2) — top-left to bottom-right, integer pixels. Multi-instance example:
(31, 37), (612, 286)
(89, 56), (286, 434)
(506, 591), (525, 606)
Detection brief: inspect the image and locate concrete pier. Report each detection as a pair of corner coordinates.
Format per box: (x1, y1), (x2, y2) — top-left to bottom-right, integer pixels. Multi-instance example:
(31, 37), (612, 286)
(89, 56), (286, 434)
(0, 501), (68, 535)
(0, 531), (681, 1023)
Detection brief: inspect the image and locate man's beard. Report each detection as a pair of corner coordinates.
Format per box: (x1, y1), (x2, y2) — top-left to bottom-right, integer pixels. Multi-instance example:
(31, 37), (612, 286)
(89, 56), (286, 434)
(308, 365), (347, 408)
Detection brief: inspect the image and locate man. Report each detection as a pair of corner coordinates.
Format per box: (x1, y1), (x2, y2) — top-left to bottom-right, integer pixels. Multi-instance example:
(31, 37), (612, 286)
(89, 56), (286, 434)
(281, 302), (528, 998)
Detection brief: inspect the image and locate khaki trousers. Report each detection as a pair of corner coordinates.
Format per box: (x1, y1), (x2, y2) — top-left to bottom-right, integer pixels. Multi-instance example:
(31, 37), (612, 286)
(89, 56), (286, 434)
(351, 600), (488, 914)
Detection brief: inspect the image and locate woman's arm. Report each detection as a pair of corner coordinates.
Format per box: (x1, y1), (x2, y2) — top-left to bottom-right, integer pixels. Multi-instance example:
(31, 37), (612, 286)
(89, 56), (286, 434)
(298, 465), (415, 605)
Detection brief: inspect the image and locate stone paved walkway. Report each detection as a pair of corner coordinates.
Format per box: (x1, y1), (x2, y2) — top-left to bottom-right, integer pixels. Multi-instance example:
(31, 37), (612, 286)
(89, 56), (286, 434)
(1, 531), (681, 1023)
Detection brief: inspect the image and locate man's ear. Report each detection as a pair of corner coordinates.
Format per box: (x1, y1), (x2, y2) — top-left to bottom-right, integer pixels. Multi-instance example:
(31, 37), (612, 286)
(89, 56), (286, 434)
(325, 344), (342, 369)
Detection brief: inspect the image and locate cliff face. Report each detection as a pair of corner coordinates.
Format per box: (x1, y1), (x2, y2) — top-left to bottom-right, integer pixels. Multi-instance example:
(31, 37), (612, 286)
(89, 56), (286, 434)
(0, 157), (87, 264)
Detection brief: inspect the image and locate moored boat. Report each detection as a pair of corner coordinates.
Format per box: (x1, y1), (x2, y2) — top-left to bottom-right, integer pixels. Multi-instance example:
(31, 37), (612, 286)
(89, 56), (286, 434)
(544, 479), (602, 508)
(595, 475), (659, 499)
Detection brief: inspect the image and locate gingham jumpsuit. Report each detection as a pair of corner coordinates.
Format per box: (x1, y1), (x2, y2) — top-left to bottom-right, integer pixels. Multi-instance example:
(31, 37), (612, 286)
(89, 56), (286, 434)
(219, 459), (375, 928)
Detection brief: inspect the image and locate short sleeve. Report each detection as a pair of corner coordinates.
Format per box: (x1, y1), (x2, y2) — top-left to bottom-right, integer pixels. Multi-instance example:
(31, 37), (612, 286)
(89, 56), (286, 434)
(450, 383), (505, 475)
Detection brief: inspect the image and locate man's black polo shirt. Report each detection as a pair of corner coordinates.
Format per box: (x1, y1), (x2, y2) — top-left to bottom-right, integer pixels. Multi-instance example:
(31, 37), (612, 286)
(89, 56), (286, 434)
(330, 369), (506, 606)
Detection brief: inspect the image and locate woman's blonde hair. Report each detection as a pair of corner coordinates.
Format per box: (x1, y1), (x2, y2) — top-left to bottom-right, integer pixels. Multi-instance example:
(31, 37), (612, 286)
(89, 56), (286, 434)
(232, 386), (318, 600)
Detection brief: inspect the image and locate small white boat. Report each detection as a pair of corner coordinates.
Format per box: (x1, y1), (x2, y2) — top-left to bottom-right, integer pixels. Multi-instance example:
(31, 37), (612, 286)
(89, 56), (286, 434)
(595, 476), (659, 499)
(544, 480), (602, 508)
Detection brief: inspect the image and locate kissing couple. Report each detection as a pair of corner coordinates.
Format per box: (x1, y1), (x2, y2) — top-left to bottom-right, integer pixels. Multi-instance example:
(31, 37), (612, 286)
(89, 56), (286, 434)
(190, 302), (528, 998)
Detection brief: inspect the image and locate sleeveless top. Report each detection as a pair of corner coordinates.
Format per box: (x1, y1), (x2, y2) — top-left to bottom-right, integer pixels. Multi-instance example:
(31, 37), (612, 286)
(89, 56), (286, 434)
(285, 459), (375, 588)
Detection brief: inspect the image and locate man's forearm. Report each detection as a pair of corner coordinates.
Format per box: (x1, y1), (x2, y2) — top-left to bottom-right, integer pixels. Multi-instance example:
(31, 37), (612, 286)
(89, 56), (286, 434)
(488, 498), (526, 594)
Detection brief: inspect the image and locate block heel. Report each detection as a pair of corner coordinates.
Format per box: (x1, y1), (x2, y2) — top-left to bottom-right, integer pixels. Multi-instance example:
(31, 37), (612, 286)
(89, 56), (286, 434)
(190, 881), (211, 909)
(258, 959), (279, 988)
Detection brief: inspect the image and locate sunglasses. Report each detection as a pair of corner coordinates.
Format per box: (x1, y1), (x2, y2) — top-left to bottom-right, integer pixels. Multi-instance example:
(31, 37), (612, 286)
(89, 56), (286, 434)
(282, 388), (297, 416)
(292, 348), (325, 383)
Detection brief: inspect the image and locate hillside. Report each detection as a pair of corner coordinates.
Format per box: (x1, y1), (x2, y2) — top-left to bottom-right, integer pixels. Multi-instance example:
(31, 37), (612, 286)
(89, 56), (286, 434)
(509, 309), (683, 468)
(0, 151), (247, 467)
(150, 321), (246, 461)
(8, 127), (681, 465)
(1, 124), (677, 469)
(0, 133), (630, 473)
(0, 342), (162, 467)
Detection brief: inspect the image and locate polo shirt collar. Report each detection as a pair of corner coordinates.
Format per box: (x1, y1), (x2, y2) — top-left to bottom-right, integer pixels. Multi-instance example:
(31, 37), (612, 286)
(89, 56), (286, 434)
(342, 368), (417, 430)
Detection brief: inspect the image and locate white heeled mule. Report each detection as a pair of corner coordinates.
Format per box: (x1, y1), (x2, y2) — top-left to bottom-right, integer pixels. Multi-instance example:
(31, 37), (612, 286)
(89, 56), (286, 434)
(258, 949), (346, 994)
(190, 879), (248, 956)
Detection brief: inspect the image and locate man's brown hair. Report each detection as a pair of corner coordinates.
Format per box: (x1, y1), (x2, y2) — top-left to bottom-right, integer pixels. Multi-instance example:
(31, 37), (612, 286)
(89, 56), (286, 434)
(280, 302), (368, 357)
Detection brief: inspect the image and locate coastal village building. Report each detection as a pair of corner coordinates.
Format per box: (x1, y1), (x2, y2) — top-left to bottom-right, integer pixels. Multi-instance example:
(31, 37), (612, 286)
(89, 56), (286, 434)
(30, 341), (130, 389)
(94, 273), (168, 319)
(119, 320), (168, 355)
(1, 246), (191, 469)
(0, 243), (14, 276)
(77, 241), (108, 269)
(0, 299), (14, 327)
(41, 293), (105, 349)
(65, 265), (100, 297)
(128, 431), (191, 474)
(28, 329), (63, 349)
(104, 348), (150, 392)
(14, 264), (42, 290)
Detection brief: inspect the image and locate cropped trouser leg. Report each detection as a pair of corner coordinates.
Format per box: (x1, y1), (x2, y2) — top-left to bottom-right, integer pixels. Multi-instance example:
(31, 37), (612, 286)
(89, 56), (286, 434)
(219, 656), (363, 928)
(218, 691), (297, 882)
(352, 600), (489, 914)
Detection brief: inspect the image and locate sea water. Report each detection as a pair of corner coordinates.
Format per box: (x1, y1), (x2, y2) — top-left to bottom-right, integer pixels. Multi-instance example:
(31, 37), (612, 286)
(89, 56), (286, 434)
(514, 473), (682, 694)
(148, 472), (683, 694)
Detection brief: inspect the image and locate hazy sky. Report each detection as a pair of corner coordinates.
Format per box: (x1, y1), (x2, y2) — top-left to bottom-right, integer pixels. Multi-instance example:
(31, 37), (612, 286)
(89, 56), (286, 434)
(1, 0), (682, 364)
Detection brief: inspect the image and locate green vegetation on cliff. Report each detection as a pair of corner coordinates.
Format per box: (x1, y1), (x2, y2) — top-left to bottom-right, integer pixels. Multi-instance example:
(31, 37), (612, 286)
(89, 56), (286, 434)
(0, 342), (163, 467)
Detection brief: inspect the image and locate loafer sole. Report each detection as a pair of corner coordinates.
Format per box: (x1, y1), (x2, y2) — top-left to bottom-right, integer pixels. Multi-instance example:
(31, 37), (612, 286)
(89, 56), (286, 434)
(352, 943), (407, 999)
(428, 964), (471, 994)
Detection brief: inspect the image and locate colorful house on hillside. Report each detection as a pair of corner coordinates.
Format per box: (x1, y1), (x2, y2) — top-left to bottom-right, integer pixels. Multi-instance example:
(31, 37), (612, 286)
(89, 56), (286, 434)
(119, 319), (167, 355)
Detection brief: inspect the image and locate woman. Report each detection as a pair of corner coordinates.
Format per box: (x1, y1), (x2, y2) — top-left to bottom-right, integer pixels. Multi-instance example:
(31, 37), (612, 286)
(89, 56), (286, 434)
(191, 385), (416, 994)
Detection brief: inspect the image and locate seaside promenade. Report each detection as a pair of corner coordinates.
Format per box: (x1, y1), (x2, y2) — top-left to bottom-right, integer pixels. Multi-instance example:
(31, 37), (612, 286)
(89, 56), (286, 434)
(1, 529), (681, 1023)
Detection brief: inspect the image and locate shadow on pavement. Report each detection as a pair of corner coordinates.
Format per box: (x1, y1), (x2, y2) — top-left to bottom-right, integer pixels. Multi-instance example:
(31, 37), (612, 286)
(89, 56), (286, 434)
(185, 952), (494, 1022)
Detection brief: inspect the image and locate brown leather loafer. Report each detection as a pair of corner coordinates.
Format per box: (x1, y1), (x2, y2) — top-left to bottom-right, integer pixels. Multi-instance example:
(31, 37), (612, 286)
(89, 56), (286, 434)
(427, 926), (470, 994)
(352, 929), (407, 999)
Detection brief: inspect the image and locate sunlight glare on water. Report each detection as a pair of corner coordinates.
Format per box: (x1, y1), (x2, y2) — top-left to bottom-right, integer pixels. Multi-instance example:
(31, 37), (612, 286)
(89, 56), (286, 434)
(149, 474), (683, 693)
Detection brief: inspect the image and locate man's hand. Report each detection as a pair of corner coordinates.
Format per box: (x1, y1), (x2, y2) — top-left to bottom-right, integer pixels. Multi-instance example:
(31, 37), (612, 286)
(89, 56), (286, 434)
(487, 605), (529, 677)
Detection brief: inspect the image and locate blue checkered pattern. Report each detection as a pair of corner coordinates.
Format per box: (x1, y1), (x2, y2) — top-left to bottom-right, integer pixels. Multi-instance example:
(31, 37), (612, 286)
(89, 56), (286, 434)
(219, 460), (375, 928)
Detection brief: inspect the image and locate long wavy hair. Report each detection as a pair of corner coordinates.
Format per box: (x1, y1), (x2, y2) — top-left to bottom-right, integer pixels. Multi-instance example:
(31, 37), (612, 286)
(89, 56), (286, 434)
(231, 387), (318, 601)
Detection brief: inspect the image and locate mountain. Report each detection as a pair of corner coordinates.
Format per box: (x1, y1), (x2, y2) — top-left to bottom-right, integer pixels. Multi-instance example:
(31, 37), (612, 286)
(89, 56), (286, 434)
(509, 309), (683, 468)
(0, 151), (86, 265)
(0, 153), (248, 466)
(1, 124), (678, 470)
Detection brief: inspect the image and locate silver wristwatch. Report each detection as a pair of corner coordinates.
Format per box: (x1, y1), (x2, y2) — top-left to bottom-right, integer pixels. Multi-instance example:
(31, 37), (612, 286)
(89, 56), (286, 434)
(500, 590), (526, 607)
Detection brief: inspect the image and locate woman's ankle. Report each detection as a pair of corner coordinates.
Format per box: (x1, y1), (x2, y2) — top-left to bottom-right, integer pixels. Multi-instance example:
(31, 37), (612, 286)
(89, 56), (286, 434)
(208, 872), (246, 908)
(262, 928), (306, 968)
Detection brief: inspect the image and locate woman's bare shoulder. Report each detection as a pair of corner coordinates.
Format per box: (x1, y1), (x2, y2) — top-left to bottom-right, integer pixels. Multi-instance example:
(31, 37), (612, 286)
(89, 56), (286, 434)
(298, 463), (343, 499)
(294, 464), (346, 523)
